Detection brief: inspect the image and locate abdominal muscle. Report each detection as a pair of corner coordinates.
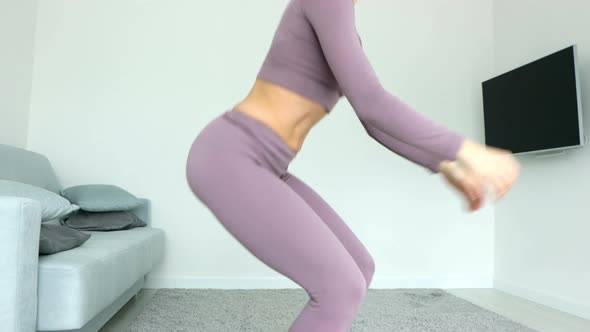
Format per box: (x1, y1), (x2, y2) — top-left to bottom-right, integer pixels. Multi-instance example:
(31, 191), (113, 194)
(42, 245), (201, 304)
(233, 79), (328, 154)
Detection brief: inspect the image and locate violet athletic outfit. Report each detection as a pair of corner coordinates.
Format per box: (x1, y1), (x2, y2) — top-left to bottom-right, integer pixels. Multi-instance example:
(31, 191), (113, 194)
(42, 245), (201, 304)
(186, 0), (465, 331)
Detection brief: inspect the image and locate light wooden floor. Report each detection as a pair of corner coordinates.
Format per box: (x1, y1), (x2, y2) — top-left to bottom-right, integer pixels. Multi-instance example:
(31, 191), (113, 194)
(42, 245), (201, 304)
(99, 288), (590, 332)
(446, 289), (590, 332)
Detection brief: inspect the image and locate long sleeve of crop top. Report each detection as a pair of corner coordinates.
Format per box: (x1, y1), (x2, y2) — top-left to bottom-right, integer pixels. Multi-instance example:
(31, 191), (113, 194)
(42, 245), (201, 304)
(301, 0), (465, 173)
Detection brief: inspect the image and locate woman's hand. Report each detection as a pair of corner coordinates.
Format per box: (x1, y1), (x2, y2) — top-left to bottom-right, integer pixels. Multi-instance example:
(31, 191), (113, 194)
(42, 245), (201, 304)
(439, 160), (487, 212)
(454, 139), (521, 202)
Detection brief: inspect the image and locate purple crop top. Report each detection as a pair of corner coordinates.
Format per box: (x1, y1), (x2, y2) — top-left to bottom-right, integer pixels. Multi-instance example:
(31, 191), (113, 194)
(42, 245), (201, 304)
(257, 0), (465, 173)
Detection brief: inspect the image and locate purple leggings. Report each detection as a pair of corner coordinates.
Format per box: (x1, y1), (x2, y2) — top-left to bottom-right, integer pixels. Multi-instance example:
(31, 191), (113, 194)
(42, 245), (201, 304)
(186, 110), (375, 331)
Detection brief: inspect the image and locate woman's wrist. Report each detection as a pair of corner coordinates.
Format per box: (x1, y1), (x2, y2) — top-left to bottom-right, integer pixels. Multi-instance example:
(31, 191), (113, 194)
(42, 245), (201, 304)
(437, 160), (452, 173)
(437, 139), (474, 173)
(456, 139), (481, 165)
(437, 139), (480, 173)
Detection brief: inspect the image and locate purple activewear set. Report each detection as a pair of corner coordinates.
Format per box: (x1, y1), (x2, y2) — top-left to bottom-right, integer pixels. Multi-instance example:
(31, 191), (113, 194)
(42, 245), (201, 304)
(186, 0), (464, 330)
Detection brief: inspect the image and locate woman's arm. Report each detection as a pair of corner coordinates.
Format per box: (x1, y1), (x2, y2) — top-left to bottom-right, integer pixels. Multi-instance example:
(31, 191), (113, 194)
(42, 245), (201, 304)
(301, 0), (465, 173)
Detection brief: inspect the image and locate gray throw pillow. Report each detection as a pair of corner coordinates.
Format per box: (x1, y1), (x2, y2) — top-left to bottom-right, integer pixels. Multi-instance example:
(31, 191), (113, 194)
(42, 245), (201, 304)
(60, 211), (146, 231)
(39, 224), (91, 255)
(0, 180), (79, 222)
(60, 184), (141, 212)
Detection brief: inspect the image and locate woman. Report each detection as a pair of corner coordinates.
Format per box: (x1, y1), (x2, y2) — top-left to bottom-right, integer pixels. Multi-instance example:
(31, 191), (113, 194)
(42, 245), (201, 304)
(186, 0), (520, 331)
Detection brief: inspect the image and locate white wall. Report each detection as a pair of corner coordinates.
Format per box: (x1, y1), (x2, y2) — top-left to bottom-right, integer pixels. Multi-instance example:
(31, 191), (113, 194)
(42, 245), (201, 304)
(493, 0), (590, 320)
(28, 0), (494, 289)
(0, 0), (37, 148)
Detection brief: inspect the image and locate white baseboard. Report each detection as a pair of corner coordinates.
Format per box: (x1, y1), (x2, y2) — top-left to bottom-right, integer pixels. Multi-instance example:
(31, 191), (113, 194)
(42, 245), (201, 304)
(494, 279), (590, 321)
(144, 275), (493, 290)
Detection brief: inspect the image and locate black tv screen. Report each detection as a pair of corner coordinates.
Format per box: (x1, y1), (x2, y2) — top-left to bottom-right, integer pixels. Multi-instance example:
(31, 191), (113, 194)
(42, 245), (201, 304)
(482, 45), (584, 154)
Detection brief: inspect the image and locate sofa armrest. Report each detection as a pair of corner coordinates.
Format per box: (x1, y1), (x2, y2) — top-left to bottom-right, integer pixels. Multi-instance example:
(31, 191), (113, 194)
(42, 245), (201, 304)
(130, 198), (151, 226)
(0, 197), (42, 332)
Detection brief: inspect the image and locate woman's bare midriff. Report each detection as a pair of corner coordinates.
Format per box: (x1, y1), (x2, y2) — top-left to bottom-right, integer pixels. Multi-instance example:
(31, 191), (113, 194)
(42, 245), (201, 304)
(233, 79), (328, 154)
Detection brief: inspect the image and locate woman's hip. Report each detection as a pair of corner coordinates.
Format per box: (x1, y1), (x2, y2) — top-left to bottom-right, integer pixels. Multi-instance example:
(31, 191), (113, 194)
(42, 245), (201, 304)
(185, 110), (297, 193)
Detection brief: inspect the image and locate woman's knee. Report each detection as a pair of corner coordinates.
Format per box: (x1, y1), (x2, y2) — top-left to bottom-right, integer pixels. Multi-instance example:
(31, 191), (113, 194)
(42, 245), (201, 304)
(316, 269), (367, 307)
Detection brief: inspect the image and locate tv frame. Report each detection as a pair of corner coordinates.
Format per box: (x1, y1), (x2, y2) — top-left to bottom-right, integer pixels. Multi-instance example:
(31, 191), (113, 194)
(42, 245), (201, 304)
(482, 44), (586, 156)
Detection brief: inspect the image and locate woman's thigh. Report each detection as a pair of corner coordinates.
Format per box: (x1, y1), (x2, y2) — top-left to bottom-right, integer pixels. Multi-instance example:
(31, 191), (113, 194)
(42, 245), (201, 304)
(187, 148), (365, 296)
(281, 172), (375, 287)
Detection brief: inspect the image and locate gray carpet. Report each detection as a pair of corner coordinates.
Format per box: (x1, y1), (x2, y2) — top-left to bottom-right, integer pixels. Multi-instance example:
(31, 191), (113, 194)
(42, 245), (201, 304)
(127, 289), (538, 332)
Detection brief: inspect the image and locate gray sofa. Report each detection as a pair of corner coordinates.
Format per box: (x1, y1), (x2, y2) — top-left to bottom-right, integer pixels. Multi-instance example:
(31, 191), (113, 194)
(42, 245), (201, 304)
(0, 144), (165, 332)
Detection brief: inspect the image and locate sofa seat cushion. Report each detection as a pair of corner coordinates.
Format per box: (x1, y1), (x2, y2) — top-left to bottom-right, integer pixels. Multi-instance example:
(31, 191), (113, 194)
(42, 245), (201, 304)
(36, 227), (164, 331)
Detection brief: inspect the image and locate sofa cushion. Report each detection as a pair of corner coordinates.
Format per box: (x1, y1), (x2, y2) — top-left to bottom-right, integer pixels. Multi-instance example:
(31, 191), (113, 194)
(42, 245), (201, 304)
(0, 180), (79, 222)
(0, 144), (61, 194)
(60, 210), (147, 231)
(36, 227), (164, 331)
(60, 184), (142, 212)
(39, 224), (91, 255)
